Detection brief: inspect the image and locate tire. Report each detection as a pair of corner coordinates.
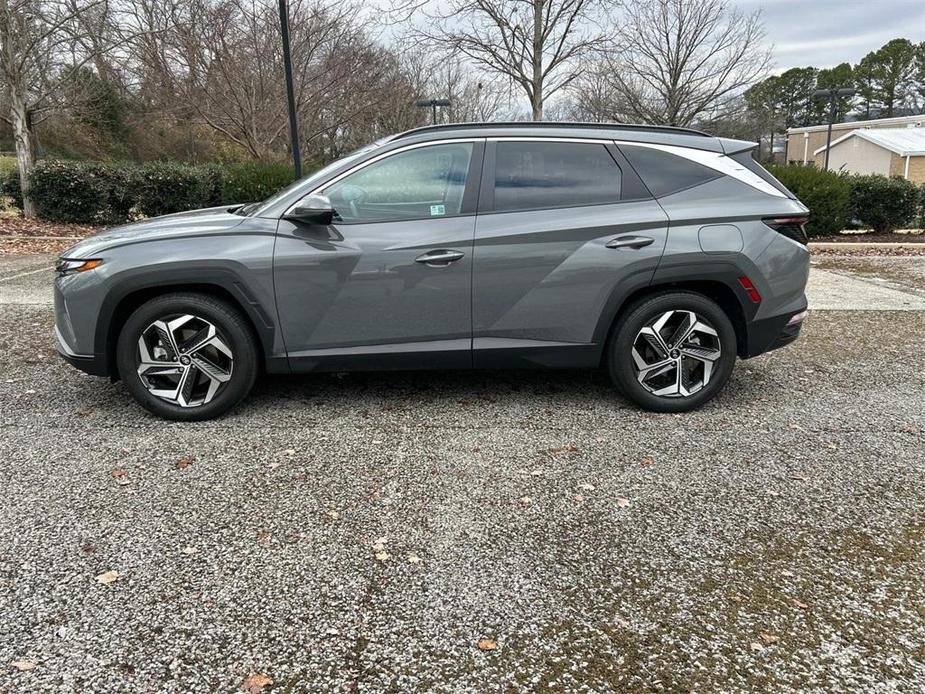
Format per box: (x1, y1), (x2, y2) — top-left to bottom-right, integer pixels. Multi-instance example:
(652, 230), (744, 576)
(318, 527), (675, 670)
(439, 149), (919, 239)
(607, 291), (737, 413)
(116, 292), (258, 421)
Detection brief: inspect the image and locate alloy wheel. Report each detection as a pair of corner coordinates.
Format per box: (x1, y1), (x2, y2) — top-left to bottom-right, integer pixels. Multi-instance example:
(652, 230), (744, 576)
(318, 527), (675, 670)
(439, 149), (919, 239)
(136, 314), (234, 407)
(631, 310), (721, 398)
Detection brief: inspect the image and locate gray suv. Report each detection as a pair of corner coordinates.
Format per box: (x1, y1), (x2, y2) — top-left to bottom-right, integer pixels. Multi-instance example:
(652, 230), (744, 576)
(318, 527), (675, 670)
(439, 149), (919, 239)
(54, 122), (810, 420)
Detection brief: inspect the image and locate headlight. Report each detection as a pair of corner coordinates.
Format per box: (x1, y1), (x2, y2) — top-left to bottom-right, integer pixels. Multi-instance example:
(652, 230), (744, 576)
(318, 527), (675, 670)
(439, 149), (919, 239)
(56, 258), (103, 275)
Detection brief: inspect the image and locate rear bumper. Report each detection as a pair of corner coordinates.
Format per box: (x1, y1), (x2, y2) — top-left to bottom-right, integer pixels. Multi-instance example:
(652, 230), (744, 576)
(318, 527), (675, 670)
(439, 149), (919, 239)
(743, 306), (807, 358)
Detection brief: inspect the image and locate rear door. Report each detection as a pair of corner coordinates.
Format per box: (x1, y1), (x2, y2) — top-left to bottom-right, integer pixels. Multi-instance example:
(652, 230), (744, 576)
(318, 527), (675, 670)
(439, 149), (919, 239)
(274, 140), (483, 370)
(472, 138), (669, 368)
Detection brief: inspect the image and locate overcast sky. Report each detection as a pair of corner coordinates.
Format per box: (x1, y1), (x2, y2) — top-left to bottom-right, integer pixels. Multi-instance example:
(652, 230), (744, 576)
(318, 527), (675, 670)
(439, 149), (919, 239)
(737, 0), (925, 70)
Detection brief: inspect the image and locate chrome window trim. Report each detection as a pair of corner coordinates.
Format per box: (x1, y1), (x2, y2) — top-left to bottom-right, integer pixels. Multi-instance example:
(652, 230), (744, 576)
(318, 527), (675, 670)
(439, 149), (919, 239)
(615, 141), (788, 198)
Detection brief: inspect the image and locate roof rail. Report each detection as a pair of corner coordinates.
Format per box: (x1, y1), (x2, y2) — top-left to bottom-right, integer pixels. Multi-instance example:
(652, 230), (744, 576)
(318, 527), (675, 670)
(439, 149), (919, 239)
(391, 121), (712, 140)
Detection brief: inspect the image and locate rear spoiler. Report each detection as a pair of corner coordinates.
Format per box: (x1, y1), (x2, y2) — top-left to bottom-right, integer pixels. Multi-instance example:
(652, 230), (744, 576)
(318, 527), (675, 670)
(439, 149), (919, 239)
(717, 138), (759, 155)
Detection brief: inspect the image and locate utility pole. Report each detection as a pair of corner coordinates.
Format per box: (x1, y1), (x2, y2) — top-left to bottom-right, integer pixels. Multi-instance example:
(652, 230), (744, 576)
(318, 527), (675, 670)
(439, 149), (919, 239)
(415, 98), (452, 125)
(812, 87), (856, 171)
(279, 0), (302, 178)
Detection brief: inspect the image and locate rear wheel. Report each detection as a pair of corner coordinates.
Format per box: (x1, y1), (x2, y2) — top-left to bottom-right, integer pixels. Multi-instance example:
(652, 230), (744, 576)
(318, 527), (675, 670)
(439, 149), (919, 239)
(116, 293), (258, 421)
(608, 291), (737, 412)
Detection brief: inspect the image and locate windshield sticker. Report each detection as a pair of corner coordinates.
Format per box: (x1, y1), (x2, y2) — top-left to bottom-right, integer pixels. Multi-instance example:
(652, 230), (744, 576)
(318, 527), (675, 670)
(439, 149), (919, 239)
(430, 204), (446, 216)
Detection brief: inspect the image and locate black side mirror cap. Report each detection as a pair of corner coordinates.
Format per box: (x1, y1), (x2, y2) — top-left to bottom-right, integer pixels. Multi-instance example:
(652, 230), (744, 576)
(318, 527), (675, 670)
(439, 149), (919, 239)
(283, 194), (335, 225)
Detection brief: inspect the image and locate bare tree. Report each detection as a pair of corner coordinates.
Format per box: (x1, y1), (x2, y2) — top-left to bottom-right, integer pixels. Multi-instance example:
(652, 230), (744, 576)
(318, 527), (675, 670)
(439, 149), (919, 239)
(408, 0), (610, 120)
(579, 0), (770, 127)
(0, 0), (125, 215)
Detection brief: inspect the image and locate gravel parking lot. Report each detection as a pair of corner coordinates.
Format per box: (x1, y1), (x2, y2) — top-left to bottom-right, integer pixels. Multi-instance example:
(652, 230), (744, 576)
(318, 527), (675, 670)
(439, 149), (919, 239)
(1, 254), (924, 692)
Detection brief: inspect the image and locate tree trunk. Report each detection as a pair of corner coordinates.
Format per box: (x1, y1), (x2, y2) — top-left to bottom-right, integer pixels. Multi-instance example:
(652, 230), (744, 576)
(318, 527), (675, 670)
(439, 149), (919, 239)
(531, 0), (544, 121)
(9, 90), (36, 218)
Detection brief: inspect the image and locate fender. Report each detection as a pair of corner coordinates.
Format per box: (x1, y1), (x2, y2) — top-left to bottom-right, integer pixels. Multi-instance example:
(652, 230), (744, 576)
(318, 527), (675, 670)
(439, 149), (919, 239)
(93, 261), (280, 371)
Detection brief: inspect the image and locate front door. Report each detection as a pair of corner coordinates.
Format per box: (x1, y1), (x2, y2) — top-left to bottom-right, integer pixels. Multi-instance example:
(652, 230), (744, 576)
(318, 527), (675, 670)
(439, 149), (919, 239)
(274, 140), (483, 371)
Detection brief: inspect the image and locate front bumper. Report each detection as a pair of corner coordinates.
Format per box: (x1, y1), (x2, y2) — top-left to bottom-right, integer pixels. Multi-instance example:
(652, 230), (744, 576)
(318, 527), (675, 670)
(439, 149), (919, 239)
(55, 325), (108, 376)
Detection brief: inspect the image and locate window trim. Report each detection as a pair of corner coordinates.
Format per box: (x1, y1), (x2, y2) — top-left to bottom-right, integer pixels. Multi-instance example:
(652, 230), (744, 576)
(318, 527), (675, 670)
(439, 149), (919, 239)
(478, 136), (650, 215)
(285, 138), (484, 225)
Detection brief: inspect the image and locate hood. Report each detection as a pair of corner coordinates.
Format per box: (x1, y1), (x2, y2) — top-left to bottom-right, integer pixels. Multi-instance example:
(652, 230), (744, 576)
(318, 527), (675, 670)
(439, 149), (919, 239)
(61, 205), (247, 258)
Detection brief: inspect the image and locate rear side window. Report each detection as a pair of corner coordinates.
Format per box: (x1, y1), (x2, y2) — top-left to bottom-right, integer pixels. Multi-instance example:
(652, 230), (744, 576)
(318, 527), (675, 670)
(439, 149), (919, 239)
(493, 141), (622, 212)
(620, 145), (721, 197)
(730, 151), (795, 198)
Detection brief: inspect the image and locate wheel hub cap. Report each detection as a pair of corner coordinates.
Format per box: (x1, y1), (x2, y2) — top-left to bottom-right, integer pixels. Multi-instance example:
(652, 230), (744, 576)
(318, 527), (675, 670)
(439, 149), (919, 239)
(136, 314), (233, 408)
(631, 310), (721, 398)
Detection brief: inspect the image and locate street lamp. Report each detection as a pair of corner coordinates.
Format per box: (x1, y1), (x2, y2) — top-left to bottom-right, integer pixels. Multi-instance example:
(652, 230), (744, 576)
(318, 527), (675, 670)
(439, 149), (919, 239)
(278, 0), (302, 179)
(812, 87), (856, 171)
(415, 98), (452, 125)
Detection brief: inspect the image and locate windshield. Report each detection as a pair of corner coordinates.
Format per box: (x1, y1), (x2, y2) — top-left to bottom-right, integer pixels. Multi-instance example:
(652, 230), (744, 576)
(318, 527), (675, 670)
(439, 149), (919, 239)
(243, 138), (390, 217)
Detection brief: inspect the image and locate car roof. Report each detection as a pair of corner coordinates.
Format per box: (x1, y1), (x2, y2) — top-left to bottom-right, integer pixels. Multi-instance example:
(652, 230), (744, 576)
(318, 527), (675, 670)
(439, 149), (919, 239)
(390, 121), (728, 152)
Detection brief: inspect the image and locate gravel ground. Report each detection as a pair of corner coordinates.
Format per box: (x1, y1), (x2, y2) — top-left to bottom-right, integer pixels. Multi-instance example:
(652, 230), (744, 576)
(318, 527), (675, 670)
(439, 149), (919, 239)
(1, 255), (924, 692)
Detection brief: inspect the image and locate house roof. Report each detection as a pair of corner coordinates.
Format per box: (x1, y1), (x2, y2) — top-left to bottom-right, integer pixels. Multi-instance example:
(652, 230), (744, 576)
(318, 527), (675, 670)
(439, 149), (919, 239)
(789, 114), (925, 135)
(813, 127), (925, 157)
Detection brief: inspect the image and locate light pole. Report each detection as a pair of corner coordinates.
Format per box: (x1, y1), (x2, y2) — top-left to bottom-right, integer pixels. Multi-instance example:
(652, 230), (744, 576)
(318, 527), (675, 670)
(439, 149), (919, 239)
(812, 87), (856, 171)
(415, 98), (452, 125)
(279, 0), (302, 178)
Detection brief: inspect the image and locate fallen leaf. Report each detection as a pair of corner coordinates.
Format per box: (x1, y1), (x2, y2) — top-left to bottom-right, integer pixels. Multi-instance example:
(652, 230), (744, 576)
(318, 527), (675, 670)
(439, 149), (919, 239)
(80, 542), (96, 554)
(96, 570), (120, 585)
(519, 496), (532, 505)
(579, 483), (595, 491)
(781, 569), (794, 578)
(76, 407), (93, 416)
(759, 633), (779, 645)
(242, 672), (273, 693)
(267, 462), (281, 470)
(729, 595), (743, 603)
(279, 448), (295, 456)
(792, 598), (809, 610)
(325, 510), (339, 520)
(181, 546), (198, 555)
(11, 660), (36, 671)
(110, 468), (126, 478)
(615, 618), (629, 628)
(375, 551), (391, 562)
(257, 530), (270, 546)
(407, 553), (422, 564)
(899, 424), (920, 434)
(768, 490), (781, 497)
(574, 493), (585, 502)
(175, 456), (194, 470)
(750, 641), (765, 652)
(640, 457), (653, 467)
(616, 497), (630, 508)
(477, 638), (497, 651)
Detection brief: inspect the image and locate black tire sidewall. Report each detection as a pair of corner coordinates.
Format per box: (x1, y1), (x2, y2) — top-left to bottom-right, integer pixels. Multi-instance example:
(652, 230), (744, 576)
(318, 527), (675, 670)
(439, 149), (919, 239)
(116, 293), (258, 421)
(608, 292), (737, 413)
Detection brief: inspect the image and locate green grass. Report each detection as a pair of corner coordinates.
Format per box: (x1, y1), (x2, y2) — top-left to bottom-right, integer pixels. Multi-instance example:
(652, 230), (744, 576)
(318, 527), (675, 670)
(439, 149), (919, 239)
(0, 156), (18, 176)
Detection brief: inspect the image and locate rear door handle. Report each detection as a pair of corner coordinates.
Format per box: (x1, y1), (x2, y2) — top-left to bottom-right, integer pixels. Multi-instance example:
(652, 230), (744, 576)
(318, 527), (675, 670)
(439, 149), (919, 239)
(415, 249), (465, 266)
(605, 235), (655, 250)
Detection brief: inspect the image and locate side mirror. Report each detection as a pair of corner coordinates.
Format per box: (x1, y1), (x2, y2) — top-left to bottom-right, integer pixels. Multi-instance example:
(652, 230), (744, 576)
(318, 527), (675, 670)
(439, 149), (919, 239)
(284, 194), (335, 225)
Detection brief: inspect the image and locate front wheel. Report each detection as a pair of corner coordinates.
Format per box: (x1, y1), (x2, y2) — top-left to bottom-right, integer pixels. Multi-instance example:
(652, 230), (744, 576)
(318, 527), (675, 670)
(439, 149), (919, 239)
(608, 292), (737, 413)
(116, 293), (258, 421)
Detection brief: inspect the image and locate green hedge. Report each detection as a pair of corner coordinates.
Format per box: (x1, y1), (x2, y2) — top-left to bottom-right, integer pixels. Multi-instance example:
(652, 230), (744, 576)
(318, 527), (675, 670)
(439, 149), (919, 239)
(849, 175), (919, 233)
(766, 164), (851, 238)
(18, 159), (295, 224)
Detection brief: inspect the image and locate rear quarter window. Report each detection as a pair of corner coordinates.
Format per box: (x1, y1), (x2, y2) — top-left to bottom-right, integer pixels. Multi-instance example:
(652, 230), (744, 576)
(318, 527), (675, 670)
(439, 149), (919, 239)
(620, 145), (722, 197)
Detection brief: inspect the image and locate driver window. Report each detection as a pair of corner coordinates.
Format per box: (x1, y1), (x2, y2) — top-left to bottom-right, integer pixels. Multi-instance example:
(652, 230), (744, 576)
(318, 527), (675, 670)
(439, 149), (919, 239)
(323, 143), (473, 223)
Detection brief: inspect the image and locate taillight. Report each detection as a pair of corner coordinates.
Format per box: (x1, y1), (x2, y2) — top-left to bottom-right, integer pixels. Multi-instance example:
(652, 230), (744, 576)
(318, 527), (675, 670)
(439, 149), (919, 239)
(763, 216), (808, 245)
(738, 276), (762, 304)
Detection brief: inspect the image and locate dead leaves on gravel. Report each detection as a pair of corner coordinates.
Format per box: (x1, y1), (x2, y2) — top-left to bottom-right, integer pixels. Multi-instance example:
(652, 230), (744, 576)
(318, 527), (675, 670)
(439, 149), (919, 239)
(175, 456), (194, 470)
(476, 638), (497, 651)
(10, 659), (36, 671)
(95, 570), (120, 585)
(242, 673), (273, 693)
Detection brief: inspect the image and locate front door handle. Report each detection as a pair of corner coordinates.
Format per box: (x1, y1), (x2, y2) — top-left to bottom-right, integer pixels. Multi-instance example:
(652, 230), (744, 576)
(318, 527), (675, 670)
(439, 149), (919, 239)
(415, 249), (465, 267)
(606, 235), (655, 250)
